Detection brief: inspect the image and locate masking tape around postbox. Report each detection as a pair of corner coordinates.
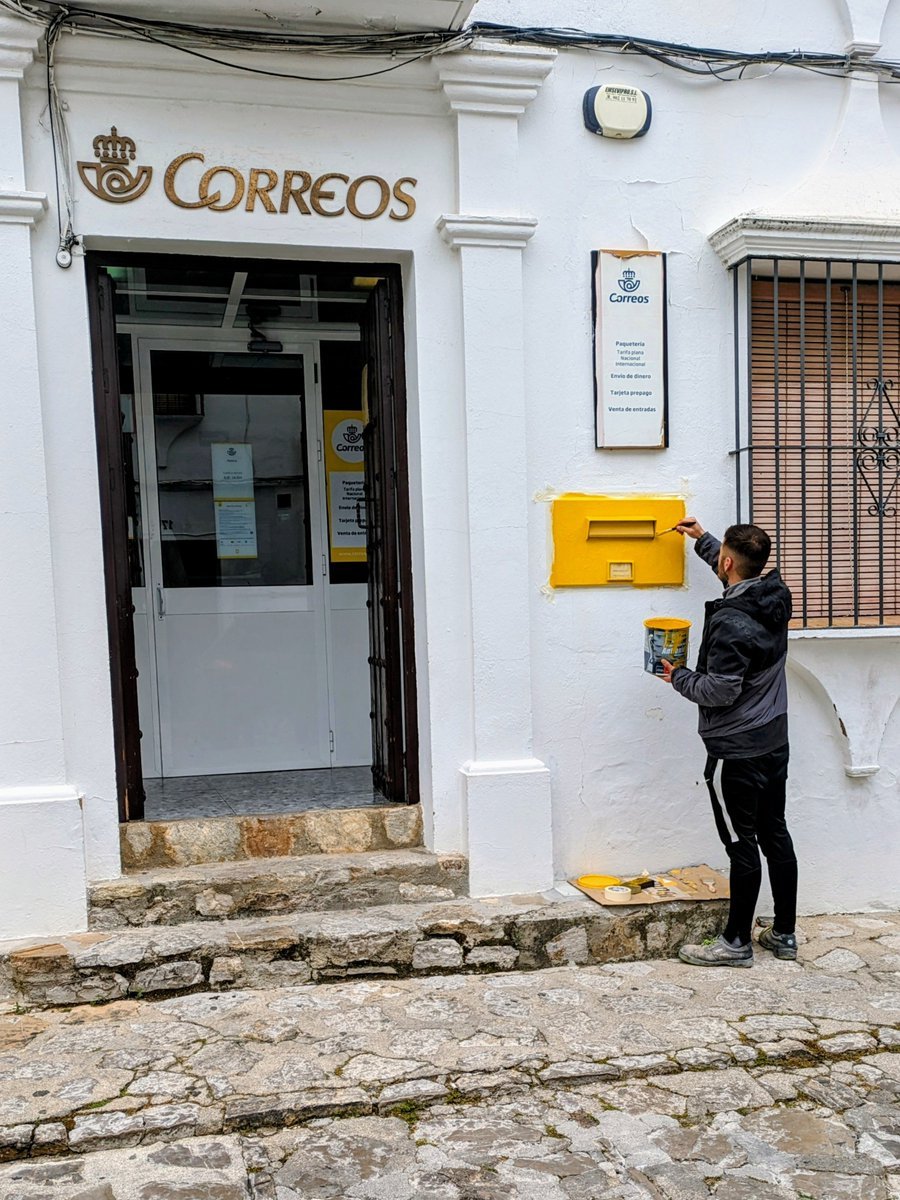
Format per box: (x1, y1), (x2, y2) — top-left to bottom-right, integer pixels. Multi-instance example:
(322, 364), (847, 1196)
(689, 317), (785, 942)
(643, 617), (691, 677)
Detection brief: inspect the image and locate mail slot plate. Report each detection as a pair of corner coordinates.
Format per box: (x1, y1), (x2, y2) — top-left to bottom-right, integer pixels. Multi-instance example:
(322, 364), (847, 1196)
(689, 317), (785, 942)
(588, 519), (655, 540)
(550, 494), (685, 588)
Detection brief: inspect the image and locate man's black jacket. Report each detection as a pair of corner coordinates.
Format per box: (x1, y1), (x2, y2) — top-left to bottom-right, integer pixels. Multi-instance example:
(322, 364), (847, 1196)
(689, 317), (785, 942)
(671, 532), (792, 759)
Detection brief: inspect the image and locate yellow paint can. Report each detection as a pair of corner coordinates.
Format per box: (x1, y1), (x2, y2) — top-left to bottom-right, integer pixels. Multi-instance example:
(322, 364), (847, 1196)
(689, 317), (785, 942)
(644, 617), (691, 676)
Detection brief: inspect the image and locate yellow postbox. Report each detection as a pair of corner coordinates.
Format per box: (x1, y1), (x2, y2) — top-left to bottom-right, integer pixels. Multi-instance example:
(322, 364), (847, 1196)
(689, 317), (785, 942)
(550, 494), (686, 587)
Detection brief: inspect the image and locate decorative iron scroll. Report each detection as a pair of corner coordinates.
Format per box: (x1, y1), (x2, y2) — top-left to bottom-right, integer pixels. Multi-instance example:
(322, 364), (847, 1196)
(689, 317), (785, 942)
(856, 378), (900, 518)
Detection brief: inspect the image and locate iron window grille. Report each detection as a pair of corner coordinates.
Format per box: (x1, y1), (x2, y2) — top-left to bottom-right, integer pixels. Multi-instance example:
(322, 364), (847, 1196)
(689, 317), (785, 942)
(730, 257), (900, 629)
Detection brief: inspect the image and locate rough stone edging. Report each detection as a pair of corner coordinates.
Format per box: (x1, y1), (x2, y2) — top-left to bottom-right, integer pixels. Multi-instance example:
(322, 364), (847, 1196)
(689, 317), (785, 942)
(1, 1022), (897, 1163)
(3, 898), (728, 1010)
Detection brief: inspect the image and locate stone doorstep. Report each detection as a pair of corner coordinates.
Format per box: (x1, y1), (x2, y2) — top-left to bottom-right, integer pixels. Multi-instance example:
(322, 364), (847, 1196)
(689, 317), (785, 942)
(119, 804), (423, 871)
(2, 894), (727, 1010)
(88, 848), (469, 929)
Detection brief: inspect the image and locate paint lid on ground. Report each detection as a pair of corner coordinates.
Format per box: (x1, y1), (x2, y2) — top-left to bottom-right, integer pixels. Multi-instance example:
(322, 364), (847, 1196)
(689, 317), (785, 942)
(576, 874), (621, 889)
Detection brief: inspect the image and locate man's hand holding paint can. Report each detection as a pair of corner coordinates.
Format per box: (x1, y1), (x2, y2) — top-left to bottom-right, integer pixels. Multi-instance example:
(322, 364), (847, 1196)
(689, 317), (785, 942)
(651, 516), (704, 681)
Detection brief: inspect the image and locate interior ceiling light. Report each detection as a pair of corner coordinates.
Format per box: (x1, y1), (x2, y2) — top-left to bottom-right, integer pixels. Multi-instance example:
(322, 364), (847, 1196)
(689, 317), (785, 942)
(246, 303), (283, 355)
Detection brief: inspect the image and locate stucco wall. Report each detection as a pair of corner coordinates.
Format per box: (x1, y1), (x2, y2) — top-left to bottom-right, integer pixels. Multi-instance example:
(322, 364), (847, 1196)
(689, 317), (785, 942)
(2, 1), (899, 936)
(485, 0), (900, 910)
(18, 39), (474, 902)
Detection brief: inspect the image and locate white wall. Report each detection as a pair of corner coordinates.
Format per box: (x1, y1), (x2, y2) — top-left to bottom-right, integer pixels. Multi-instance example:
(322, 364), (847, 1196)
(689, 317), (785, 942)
(492, 0), (900, 911)
(4, 1), (899, 932)
(18, 33), (474, 891)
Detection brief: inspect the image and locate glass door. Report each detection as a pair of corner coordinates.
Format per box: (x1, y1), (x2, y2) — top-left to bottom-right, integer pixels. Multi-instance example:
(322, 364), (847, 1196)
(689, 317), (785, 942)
(134, 341), (331, 777)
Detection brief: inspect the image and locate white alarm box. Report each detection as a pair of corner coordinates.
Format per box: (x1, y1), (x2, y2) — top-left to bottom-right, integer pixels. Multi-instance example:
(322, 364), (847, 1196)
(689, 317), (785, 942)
(583, 84), (652, 139)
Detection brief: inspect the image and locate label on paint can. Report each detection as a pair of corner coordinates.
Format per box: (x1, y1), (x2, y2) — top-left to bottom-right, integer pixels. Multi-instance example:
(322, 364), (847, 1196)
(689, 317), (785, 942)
(644, 617), (691, 676)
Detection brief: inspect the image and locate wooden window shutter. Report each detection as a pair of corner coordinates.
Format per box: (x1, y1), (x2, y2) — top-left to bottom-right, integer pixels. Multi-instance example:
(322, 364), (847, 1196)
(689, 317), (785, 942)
(750, 276), (900, 627)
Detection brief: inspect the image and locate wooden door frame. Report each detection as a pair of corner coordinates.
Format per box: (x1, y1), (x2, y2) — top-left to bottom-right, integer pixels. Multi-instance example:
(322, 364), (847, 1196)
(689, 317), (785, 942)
(86, 260), (145, 820)
(85, 252), (419, 817)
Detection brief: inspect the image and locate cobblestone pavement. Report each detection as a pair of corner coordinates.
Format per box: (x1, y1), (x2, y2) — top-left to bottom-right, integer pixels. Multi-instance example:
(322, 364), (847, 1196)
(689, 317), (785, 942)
(1, 913), (900, 1197)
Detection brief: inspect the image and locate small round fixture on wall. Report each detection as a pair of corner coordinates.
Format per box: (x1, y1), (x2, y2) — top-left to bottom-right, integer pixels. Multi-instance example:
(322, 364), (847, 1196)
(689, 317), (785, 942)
(583, 84), (652, 139)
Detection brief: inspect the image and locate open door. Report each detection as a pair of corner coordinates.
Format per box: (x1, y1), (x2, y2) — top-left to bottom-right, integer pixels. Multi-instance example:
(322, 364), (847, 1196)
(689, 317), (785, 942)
(362, 276), (419, 804)
(87, 264), (145, 820)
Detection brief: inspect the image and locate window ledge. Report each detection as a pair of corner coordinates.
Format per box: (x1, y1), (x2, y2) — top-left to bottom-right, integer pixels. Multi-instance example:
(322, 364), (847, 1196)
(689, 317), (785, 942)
(709, 215), (900, 269)
(789, 626), (900, 641)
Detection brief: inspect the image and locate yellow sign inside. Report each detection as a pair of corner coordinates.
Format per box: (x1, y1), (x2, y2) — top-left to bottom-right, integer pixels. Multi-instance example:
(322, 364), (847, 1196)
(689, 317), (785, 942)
(550, 494), (685, 588)
(323, 410), (367, 565)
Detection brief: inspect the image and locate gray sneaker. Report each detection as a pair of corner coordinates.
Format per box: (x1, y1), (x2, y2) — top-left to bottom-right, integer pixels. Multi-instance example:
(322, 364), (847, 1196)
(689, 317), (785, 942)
(757, 924), (798, 961)
(678, 935), (753, 968)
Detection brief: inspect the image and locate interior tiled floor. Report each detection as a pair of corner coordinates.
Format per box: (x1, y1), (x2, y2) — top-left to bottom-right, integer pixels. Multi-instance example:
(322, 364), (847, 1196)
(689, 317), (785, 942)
(142, 766), (395, 821)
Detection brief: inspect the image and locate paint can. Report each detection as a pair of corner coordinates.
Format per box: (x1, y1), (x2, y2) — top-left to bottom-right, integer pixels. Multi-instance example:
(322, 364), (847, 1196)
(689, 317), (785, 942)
(643, 617), (691, 676)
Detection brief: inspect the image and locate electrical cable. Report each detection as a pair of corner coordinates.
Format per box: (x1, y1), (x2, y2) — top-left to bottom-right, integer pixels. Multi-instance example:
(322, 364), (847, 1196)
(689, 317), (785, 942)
(4, 0), (900, 84)
(7, 0), (900, 270)
(44, 7), (78, 266)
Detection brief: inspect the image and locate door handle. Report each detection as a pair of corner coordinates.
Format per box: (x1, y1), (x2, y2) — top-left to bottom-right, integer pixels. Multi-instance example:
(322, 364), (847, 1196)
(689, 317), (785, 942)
(156, 584), (166, 619)
(355, 501), (367, 530)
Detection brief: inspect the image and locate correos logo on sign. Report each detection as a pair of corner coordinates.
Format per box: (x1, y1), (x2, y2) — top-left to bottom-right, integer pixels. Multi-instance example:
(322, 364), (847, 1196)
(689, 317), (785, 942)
(332, 420), (365, 462)
(610, 266), (649, 303)
(77, 127), (418, 220)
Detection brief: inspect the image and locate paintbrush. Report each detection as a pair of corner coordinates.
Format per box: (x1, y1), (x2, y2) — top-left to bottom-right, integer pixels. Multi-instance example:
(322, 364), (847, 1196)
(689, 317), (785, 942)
(657, 525), (681, 536)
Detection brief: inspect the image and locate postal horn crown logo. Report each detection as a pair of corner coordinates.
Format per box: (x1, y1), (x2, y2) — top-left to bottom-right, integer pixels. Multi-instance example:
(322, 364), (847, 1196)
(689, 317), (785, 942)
(617, 267), (641, 293)
(77, 127), (153, 204)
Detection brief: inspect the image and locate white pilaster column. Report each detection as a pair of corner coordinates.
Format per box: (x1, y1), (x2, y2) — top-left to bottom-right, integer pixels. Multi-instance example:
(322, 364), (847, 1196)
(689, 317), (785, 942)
(438, 43), (556, 897)
(0, 17), (87, 939)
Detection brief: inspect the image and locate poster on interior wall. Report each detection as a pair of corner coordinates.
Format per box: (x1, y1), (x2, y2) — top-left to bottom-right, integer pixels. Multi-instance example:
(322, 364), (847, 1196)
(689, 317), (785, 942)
(592, 249), (668, 448)
(211, 443), (258, 559)
(323, 411), (367, 563)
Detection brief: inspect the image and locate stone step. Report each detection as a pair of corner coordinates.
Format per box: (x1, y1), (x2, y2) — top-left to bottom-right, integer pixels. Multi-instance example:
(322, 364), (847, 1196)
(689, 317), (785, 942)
(119, 803), (422, 870)
(1, 893), (726, 1010)
(88, 849), (469, 929)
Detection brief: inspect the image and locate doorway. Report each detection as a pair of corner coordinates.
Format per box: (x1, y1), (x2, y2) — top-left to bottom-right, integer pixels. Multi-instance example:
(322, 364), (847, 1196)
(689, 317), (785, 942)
(86, 256), (418, 821)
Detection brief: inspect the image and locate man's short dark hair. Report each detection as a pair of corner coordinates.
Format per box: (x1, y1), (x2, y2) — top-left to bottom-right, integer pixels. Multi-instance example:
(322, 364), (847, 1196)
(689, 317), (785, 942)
(723, 524), (771, 579)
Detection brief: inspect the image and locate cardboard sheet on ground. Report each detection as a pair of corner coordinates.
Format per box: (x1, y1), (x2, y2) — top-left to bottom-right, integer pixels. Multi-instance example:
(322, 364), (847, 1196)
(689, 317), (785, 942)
(572, 864), (729, 907)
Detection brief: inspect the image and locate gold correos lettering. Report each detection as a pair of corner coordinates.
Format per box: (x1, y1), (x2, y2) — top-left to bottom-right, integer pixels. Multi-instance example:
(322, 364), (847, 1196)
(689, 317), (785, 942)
(163, 156), (416, 220)
(389, 177), (417, 221)
(280, 170), (312, 214)
(200, 165), (245, 212)
(346, 175), (390, 220)
(310, 173), (349, 217)
(164, 152), (209, 209)
(246, 168), (279, 213)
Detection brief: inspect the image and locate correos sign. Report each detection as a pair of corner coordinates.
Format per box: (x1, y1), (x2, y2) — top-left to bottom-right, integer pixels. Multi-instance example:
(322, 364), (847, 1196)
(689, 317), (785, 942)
(77, 126), (418, 220)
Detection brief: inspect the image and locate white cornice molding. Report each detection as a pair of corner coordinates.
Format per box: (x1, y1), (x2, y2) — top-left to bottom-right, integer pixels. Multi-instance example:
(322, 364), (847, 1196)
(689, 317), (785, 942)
(439, 40), (556, 116)
(0, 15), (43, 79)
(845, 38), (882, 57)
(0, 189), (48, 226)
(437, 213), (538, 250)
(709, 215), (900, 266)
(44, 31), (448, 116)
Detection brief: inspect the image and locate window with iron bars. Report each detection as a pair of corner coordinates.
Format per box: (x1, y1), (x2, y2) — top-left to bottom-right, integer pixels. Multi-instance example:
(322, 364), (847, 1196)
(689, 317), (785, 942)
(731, 258), (900, 629)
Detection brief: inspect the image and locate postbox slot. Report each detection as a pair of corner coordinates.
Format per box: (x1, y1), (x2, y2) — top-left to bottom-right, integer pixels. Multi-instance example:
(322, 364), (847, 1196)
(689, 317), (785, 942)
(587, 519), (655, 540)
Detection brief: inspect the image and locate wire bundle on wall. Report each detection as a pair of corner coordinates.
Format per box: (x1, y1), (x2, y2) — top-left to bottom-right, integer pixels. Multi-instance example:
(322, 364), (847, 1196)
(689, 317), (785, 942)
(5, 0), (900, 84)
(5, 0), (900, 267)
